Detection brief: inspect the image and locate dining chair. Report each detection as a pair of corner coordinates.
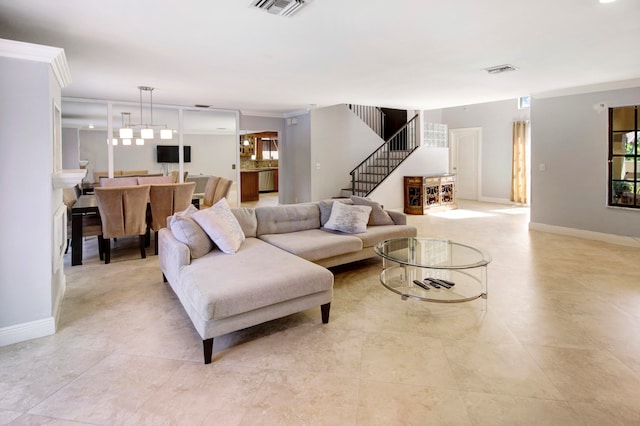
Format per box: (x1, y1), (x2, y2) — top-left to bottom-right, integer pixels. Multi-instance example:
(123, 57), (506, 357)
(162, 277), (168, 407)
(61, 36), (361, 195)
(170, 170), (189, 183)
(63, 187), (104, 260)
(94, 185), (151, 264)
(148, 182), (196, 254)
(99, 177), (138, 187)
(137, 175), (173, 185)
(201, 176), (232, 209)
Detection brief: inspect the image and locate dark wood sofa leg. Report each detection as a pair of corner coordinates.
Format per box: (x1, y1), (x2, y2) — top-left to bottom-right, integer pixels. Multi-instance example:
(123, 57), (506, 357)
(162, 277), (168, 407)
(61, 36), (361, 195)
(162, 273), (167, 283)
(203, 338), (214, 364)
(321, 303), (331, 324)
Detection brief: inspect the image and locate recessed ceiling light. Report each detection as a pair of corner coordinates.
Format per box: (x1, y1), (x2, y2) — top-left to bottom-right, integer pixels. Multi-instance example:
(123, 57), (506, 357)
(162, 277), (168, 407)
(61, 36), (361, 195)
(599, 0), (615, 3)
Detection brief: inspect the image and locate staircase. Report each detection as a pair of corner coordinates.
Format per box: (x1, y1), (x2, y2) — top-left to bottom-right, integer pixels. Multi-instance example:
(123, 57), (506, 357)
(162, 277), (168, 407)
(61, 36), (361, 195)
(347, 112), (420, 197)
(347, 104), (385, 139)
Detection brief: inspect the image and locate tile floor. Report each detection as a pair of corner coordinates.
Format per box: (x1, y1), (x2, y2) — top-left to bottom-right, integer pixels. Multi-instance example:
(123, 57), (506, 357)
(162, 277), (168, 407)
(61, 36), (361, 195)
(2, 200), (640, 425)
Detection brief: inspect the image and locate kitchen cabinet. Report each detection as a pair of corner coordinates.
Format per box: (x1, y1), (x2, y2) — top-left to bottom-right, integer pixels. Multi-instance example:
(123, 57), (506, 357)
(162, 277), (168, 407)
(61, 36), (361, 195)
(240, 171), (259, 202)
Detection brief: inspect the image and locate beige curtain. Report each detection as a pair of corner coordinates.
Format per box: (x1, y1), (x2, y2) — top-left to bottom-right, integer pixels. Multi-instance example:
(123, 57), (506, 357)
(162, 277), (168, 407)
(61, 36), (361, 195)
(511, 121), (528, 204)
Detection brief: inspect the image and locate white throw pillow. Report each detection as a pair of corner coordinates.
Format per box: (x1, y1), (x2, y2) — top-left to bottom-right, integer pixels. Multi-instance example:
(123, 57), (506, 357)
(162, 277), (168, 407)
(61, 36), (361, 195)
(324, 201), (372, 234)
(168, 205), (213, 259)
(192, 198), (245, 254)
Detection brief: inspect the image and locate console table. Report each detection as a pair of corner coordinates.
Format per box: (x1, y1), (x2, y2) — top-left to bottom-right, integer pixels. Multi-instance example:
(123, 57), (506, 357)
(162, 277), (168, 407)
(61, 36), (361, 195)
(403, 174), (457, 214)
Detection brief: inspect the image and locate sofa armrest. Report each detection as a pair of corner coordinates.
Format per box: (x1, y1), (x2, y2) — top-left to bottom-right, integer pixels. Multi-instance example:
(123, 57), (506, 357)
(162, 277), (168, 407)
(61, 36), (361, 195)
(158, 227), (190, 284)
(387, 210), (407, 225)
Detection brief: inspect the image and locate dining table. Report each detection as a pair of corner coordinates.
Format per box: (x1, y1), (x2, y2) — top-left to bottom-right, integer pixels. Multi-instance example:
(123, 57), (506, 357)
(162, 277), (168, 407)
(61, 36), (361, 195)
(70, 194), (99, 266)
(70, 193), (201, 266)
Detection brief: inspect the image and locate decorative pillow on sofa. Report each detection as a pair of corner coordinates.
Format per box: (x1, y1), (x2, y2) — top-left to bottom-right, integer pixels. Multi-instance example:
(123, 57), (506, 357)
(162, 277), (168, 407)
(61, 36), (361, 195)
(318, 198), (353, 226)
(350, 195), (394, 226)
(168, 205), (213, 259)
(324, 201), (372, 234)
(192, 198), (245, 254)
(231, 207), (257, 238)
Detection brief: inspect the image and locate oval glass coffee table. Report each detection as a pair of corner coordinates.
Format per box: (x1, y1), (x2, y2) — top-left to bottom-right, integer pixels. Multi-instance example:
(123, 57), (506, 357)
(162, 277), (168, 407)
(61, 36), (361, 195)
(374, 238), (491, 303)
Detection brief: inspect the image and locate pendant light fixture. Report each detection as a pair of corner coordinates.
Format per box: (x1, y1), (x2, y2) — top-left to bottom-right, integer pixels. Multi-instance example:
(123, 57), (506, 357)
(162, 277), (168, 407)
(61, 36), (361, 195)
(117, 86), (173, 145)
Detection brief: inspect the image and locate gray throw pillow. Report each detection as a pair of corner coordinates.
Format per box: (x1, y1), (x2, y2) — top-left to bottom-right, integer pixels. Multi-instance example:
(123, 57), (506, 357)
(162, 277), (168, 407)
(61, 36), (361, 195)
(350, 195), (394, 226)
(168, 205), (213, 259)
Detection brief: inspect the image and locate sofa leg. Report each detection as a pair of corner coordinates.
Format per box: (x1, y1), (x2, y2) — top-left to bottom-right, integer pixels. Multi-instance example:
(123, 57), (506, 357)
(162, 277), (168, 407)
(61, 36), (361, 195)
(203, 338), (214, 364)
(321, 303), (331, 324)
(162, 273), (167, 283)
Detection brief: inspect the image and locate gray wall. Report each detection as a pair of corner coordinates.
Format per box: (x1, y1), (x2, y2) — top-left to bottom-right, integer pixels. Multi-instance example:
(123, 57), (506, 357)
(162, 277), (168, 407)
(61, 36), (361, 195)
(531, 87), (640, 237)
(62, 127), (79, 169)
(0, 57), (54, 328)
(438, 99), (530, 202)
(284, 112), (311, 204)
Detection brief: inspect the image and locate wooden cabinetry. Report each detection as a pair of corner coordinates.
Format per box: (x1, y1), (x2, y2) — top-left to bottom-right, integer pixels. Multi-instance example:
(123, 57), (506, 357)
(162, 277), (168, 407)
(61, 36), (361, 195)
(240, 171), (259, 202)
(404, 174), (456, 214)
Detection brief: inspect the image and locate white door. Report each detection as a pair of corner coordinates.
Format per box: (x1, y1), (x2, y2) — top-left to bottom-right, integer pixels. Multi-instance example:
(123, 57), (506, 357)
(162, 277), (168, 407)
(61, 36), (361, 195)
(449, 127), (481, 200)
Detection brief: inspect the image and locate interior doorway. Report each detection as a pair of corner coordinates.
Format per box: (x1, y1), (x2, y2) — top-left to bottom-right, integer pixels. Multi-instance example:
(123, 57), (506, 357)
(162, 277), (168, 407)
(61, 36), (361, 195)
(239, 130), (279, 206)
(449, 127), (481, 200)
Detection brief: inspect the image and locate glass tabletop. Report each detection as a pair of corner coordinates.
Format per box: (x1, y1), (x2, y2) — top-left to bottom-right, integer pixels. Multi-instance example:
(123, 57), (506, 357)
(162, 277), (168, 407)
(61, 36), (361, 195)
(374, 238), (491, 269)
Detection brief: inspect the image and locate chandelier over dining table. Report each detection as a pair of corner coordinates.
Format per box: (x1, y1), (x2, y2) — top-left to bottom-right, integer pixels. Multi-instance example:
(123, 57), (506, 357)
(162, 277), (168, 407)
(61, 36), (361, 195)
(116, 86), (173, 146)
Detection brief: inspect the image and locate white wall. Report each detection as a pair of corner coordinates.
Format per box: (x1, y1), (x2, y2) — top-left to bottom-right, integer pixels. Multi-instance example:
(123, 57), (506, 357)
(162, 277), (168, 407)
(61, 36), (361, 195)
(310, 104), (384, 201)
(531, 86), (640, 237)
(437, 99), (530, 202)
(371, 146), (450, 210)
(0, 58), (54, 332)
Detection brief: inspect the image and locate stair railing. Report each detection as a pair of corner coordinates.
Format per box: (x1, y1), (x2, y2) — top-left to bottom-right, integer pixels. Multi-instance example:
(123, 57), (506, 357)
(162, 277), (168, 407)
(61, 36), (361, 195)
(350, 113), (420, 197)
(347, 104), (385, 139)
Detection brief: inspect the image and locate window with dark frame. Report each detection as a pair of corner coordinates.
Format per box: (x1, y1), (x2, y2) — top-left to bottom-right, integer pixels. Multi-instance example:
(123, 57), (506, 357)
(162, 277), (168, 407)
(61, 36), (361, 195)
(609, 105), (640, 208)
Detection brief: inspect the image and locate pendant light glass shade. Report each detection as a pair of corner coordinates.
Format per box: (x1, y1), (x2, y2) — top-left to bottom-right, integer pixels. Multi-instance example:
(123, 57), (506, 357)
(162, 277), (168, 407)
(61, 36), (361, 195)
(122, 138), (132, 146)
(135, 138), (144, 145)
(141, 128), (154, 139)
(119, 127), (133, 139)
(112, 138), (118, 146)
(160, 129), (173, 139)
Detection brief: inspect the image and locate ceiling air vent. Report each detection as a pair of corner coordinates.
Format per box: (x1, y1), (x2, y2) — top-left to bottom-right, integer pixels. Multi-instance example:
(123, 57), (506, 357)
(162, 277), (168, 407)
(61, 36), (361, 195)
(484, 64), (517, 74)
(251, 0), (310, 17)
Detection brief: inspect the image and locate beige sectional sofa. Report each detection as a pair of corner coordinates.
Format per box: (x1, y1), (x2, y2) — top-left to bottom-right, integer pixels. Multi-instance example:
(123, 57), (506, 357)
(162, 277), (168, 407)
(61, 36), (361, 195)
(158, 198), (417, 364)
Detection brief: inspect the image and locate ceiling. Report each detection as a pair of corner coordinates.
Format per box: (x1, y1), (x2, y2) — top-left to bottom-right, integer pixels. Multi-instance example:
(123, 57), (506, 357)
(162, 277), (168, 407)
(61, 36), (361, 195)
(1, 0), (640, 116)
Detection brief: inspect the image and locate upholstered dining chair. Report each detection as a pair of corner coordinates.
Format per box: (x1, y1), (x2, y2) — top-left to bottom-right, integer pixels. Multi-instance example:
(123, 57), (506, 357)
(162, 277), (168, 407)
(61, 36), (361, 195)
(137, 175), (173, 185)
(99, 177), (138, 187)
(201, 176), (232, 209)
(148, 182), (196, 254)
(94, 185), (151, 264)
(170, 170), (188, 183)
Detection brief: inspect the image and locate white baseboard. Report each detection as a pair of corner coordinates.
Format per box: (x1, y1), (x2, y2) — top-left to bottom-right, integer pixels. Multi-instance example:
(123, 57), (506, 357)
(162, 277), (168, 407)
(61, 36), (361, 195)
(529, 222), (640, 248)
(52, 274), (66, 329)
(0, 317), (55, 347)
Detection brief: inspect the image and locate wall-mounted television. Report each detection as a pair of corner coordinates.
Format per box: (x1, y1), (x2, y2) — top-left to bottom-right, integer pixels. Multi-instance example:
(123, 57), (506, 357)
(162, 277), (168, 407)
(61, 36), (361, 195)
(156, 145), (191, 163)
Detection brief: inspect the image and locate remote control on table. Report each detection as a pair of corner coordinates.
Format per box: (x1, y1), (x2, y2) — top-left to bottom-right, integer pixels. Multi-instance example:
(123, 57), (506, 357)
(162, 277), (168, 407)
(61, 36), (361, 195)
(423, 279), (440, 289)
(427, 278), (452, 289)
(412, 280), (430, 290)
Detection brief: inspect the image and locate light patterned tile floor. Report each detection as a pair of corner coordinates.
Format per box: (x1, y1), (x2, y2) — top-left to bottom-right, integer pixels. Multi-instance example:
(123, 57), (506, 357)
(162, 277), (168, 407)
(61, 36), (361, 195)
(2, 200), (640, 425)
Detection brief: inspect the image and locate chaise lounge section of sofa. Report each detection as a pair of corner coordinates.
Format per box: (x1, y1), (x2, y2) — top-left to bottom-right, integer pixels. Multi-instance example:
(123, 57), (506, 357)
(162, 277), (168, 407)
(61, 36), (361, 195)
(158, 197), (417, 364)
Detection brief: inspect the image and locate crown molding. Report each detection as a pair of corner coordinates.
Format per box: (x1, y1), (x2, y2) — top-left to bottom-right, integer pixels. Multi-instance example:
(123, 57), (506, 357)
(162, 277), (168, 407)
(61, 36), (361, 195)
(0, 38), (72, 88)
